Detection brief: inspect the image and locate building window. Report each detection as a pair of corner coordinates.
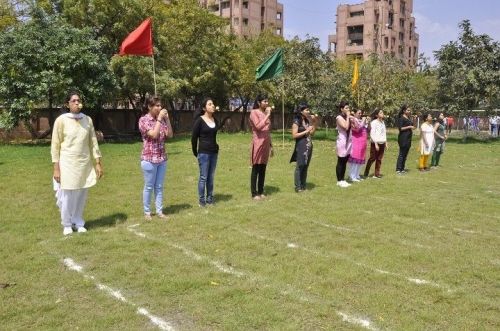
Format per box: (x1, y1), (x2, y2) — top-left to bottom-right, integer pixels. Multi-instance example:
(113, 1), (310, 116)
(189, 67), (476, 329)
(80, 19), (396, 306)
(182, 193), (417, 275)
(400, 19), (405, 29)
(384, 37), (389, 49)
(234, 17), (239, 26)
(277, 28), (282, 35)
(347, 25), (364, 46)
(350, 11), (364, 17)
(388, 12), (394, 29)
(243, 1), (248, 9)
(401, 1), (406, 14)
(261, 23), (265, 31)
(277, 12), (282, 20)
(399, 32), (404, 41)
(408, 47), (411, 57)
(243, 18), (248, 26)
(221, 1), (230, 10)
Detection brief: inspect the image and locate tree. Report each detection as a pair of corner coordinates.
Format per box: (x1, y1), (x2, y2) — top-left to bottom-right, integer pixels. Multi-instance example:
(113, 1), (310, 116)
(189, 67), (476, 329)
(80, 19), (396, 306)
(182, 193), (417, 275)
(0, 11), (114, 136)
(435, 20), (500, 140)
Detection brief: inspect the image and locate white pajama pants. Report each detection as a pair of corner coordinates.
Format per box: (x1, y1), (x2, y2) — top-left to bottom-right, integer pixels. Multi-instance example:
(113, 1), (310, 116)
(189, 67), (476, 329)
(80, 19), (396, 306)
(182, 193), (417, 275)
(349, 163), (362, 180)
(55, 188), (88, 228)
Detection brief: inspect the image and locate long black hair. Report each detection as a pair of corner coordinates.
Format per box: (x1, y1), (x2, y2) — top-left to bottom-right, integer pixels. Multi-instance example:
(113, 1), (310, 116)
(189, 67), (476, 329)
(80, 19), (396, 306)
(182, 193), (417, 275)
(142, 95), (161, 115)
(398, 104), (408, 118)
(194, 97), (213, 119)
(338, 100), (349, 118)
(253, 94), (268, 109)
(371, 108), (382, 120)
(293, 102), (309, 122)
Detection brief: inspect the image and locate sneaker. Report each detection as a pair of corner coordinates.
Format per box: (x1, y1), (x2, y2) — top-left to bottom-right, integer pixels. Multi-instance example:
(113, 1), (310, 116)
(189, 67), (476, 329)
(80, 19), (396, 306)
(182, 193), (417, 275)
(372, 175), (382, 179)
(63, 227), (73, 236)
(144, 213), (152, 221)
(77, 227), (87, 233)
(259, 194), (266, 199)
(350, 177), (361, 182)
(252, 195), (261, 200)
(337, 181), (350, 188)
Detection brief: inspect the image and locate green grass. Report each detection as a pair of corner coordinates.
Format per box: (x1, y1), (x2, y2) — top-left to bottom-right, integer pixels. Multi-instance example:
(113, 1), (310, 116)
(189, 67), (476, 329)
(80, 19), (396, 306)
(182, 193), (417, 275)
(1, 130), (499, 330)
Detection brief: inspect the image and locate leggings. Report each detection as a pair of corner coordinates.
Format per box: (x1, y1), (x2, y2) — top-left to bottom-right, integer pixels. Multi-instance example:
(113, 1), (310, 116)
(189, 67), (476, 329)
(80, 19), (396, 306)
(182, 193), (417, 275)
(336, 155), (349, 181)
(251, 164), (267, 197)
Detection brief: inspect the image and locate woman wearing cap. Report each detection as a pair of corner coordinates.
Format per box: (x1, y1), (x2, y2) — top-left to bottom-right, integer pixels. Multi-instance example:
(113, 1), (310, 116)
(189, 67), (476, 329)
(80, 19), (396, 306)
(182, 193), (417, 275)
(138, 96), (173, 220)
(249, 95), (273, 200)
(290, 103), (317, 192)
(51, 90), (103, 235)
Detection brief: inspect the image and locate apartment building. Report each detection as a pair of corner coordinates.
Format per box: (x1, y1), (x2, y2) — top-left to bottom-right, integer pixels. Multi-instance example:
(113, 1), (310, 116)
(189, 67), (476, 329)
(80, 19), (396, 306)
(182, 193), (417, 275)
(200, 0), (284, 38)
(328, 0), (419, 66)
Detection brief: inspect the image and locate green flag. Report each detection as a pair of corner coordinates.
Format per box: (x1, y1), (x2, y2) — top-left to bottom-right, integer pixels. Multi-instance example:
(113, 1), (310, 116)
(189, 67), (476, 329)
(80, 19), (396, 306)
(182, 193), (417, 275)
(255, 48), (284, 81)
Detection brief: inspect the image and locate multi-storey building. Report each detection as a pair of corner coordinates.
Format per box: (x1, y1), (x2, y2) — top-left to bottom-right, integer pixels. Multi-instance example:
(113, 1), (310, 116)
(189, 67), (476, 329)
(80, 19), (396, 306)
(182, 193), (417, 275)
(200, 0), (284, 38)
(328, 0), (419, 66)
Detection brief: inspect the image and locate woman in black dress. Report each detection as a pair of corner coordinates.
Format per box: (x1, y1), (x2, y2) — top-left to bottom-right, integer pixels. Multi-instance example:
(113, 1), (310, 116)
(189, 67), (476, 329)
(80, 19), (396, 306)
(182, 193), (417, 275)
(395, 104), (415, 174)
(290, 103), (317, 192)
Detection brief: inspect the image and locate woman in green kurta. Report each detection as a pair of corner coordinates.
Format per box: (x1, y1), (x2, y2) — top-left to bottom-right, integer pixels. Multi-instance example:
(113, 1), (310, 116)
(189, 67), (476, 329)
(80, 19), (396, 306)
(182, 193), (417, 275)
(431, 112), (447, 168)
(51, 91), (103, 235)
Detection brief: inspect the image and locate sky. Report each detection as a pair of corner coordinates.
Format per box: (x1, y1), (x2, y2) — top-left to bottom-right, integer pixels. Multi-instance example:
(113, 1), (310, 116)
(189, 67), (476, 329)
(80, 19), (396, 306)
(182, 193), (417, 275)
(280, 0), (500, 62)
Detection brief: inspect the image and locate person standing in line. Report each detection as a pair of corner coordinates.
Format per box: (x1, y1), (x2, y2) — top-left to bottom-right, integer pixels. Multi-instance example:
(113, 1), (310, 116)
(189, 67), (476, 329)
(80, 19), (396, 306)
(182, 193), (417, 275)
(51, 90), (103, 235)
(364, 109), (388, 179)
(138, 96), (173, 220)
(249, 95), (273, 200)
(348, 108), (368, 182)
(396, 105), (415, 174)
(418, 113), (435, 172)
(290, 103), (317, 192)
(191, 98), (219, 207)
(335, 101), (355, 187)
(431, 113), (448, 168)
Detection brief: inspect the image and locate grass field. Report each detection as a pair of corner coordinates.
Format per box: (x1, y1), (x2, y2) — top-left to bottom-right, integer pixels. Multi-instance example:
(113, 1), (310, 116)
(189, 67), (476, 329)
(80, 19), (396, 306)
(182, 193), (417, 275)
(1, 130), (499, 330)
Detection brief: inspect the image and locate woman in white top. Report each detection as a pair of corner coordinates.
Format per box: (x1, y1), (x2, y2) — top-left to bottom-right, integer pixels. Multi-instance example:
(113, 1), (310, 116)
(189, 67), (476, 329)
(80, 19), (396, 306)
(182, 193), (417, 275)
(419, 113), (435, 171)
(363, 109), (388, 178)
(51, 91), (103, 235)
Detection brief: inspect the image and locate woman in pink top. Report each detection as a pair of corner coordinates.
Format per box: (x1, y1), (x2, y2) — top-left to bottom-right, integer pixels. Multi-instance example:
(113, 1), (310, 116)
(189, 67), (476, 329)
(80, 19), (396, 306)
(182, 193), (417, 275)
(348, 109), (369, 181)
(249, 95), (273, 200)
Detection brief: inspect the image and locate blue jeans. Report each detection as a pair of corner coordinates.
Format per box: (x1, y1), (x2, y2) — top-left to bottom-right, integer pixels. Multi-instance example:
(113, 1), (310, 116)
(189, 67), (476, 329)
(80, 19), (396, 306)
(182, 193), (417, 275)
(197, 153), (218, 205)
(141, 160), (167, 214)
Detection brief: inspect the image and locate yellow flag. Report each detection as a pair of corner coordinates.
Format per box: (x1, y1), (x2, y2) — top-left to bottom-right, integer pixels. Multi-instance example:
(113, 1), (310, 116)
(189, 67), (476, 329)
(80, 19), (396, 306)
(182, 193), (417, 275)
(351, 58), (359, 90)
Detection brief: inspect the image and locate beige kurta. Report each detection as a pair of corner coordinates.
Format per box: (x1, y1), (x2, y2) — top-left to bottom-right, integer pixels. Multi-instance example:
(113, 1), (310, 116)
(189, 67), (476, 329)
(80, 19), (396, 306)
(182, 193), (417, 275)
(51, 114), (101, 190)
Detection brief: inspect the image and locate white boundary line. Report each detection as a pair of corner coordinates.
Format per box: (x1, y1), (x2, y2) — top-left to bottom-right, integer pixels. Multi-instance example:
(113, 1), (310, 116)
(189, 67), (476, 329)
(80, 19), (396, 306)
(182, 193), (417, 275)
(236, 229), (451, 292)
(63, 258), (175, 331)
(126, 225), (380, 330)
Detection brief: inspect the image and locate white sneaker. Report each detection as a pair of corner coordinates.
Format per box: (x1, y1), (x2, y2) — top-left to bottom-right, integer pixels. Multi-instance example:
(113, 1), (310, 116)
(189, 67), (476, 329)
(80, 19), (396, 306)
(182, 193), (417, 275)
(63, 227), (73, 236)
(77, 227), (87, 233)
(337, 181), (350, 188)
(350, 177), (360, 182)
(342, 180), (351, 187)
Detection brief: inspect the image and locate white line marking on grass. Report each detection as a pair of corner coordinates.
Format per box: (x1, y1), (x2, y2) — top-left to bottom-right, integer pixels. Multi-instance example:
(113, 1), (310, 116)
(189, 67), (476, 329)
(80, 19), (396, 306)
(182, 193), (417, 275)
(453, 228), (479, 234)
(238, 229), (451, 292)
(287, 243), (298, 248)
(123, 228), (381, 330)
(62, 258), (175, 331)
(337, 312), (379, 331)
(311, 220), (432, 249)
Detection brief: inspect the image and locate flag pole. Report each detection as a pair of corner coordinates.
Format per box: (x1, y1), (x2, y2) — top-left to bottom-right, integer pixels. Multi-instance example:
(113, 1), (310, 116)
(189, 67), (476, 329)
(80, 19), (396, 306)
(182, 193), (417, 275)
(152, 54), (157, 95)
(282, 76), (285, 148)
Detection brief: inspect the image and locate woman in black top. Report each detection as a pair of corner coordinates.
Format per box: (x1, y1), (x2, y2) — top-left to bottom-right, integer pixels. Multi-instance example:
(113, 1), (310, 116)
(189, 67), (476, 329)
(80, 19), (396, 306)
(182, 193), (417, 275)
(396, 104), (415, 173)
(191, 98), (219, 206)
(290, 103), (317, 192)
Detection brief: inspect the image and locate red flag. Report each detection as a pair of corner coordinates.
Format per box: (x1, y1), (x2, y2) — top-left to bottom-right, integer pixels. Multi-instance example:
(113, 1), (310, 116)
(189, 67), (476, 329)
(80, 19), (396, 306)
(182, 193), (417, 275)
(119, 18), (153, 56)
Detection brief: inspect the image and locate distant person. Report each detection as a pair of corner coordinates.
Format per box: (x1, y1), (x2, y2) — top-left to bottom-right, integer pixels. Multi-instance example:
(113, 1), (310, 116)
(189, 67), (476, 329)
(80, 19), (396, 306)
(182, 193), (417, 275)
(139, 96), (173, 220)
(290, 103), (317, 192)
(335, 101), (355, 187)
(446, 115), (454, 135)
(364, 109), (387, 179)
(348, 108), (369, 181)
(249, 95), (273, 200)
(51, 90), (103, 235)
(192, 98), (219, 207)
(431, 112), (447, 168)
(396, 104), (415, 174)
(418, 113), (434, 172)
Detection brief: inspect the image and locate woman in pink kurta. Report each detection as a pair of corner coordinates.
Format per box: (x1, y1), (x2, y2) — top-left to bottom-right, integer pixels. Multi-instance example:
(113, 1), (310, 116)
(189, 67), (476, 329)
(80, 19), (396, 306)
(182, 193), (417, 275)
(348, 109), (369, 181)
(249, 95), (272, 200)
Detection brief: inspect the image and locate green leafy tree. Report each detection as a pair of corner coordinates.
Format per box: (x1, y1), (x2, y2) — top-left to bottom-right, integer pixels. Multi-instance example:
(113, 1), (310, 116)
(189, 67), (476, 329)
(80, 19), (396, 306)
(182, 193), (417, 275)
(434, 20), (500, 140)
(0, 11), (114, 136)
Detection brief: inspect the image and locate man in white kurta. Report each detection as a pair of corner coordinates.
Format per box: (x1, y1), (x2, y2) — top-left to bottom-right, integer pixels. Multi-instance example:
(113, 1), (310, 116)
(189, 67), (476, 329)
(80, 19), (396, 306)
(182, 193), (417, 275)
(51, 98), (102, 235)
